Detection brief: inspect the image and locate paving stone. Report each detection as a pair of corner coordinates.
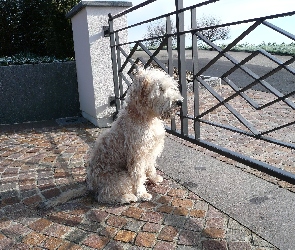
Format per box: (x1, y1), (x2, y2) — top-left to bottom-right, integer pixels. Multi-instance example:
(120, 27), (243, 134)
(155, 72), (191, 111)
(157, 204), (174, 214)
(100, 226), (118, 238)
(1, 222), (31, 240)
(178, 230), (201, 246)
(206, 217), (225, 228)
(164, 214), (187, 228)
(226, 228), (251, 241)
(22, 231), (47, 246)
(167, 188), (187, 198)
(42, 236), (64, 250)
(173, 207), (189, 216)
(64, 228), (88, 244)
(58, 241), (84, 250)
(156, 195), (173, 204)
(154, 240), (176, 250)
(141, 211), (163, 223)
(202, 227), (225, 239)
(104, 239), (125, 250)
(150, 184), (171, 194)
(171, 198), (194, 209)
(87, 209), (109, 223)
(43, 186), (62, 197)
(83, 233), (109, 249)
(0, 237), (14, 250)
(183, 217), (204, 232)
(142, 222), (162, 233)
(202, 240), (227, 250)
(106, 215), (128, 228)
(114, 230), (136, 243)
(22, 194), (43, 206)
(228, 241), (251, 250)
(189, 209), (206, 218)
(121, 207), (144, 219)
(78, 219), (103, 233)
(158, 225), (178, 241)
(28, 218), (52, 232)
(105, 205), (128, 215)
(123, 219), (145, 232)
(42, 223), (71, 238)
(49, 211), (83, 227)
(135, 232), (156, 247)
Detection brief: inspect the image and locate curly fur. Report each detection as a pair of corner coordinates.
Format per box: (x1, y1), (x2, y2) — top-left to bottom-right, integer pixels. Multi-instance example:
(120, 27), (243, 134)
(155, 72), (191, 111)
(87, 67), (183, 204)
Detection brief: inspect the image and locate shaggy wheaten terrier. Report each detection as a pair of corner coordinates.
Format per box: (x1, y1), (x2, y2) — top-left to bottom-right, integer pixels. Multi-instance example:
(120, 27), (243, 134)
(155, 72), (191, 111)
(87, 67), (183, 204)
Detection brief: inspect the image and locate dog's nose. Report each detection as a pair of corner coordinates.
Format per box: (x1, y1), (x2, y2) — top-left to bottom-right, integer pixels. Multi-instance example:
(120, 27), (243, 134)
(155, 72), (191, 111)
(176, 100), (182, 106)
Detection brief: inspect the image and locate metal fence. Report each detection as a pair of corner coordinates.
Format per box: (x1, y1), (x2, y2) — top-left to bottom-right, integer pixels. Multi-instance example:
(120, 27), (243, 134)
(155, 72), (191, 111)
(107, 0), (295, 184)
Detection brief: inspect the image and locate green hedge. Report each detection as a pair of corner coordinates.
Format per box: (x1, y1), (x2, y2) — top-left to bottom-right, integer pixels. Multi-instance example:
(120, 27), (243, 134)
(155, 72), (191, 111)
(195, 42), (295, 56)
(0, 53), (74, 66)
(0, 0), (79, 58)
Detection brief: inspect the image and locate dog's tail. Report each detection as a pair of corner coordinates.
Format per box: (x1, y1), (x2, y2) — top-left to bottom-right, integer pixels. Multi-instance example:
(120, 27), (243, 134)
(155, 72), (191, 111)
(38, 184), (87, 210)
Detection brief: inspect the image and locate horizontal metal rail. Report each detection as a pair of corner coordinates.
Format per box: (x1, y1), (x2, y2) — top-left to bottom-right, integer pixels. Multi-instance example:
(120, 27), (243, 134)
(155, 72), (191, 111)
(108, 0), (295, 184)
(111, 10), (295, 47)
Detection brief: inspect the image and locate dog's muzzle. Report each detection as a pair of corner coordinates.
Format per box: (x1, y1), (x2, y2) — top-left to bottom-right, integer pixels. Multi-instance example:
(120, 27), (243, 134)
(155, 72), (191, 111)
(172, 100), (182, 108)
(175, 100), (182, 107)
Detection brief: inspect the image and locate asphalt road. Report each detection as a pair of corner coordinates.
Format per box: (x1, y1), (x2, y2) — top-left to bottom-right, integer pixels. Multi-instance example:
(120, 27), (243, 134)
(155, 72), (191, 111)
(133, 50), (295, 96)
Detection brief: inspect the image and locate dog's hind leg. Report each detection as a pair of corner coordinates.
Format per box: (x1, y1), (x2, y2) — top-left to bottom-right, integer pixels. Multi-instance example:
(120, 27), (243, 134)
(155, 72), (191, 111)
(96, 171), (138, 204)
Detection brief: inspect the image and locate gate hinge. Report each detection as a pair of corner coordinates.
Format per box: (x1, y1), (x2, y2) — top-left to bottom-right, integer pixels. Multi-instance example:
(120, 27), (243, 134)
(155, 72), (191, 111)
(103, 26), (110, 37)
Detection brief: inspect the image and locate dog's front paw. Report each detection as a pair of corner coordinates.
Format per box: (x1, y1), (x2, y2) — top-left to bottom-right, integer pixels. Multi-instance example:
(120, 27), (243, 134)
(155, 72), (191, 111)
(139, 192), (152, 201)
(149, 174), (163, 184)
(121, 194), (138, 204)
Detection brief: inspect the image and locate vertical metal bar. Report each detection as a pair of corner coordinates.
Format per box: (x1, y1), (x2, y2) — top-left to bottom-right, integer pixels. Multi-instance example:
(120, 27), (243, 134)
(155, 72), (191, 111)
(166, 16), (174, 77)
(108, 14), (120, 114)
(115, 32), (124, 107)
(175, 0), (188, 136)
(191, 7), (200, 140)
(166, 16), (176, 131)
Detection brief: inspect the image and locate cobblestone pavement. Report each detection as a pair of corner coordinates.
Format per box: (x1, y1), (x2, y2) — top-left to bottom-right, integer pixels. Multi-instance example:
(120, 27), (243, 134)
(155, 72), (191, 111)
(0, 121), (280, 249)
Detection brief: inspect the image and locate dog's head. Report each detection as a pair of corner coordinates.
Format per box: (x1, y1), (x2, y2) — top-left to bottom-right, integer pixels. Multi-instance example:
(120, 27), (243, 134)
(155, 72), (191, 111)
(127, 67), (183, 120)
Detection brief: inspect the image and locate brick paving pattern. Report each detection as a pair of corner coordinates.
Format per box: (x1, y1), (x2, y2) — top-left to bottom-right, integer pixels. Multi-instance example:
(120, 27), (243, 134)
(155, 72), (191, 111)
(0, 122), (281, 249)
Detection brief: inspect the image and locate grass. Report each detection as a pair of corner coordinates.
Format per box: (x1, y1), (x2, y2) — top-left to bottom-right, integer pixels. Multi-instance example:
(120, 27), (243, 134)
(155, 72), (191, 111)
(2, 42), (294, 66)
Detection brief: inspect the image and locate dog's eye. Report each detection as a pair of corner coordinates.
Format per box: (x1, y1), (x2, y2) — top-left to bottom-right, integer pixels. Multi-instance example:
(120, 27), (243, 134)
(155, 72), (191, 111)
(159, 86), (164, 92)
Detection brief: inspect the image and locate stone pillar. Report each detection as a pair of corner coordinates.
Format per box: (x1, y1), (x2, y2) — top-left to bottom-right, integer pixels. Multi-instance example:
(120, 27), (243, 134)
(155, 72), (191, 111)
(66, 1), (132, 127)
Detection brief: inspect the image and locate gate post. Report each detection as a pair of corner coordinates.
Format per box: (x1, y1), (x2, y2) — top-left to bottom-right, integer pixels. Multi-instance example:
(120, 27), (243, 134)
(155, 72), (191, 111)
(66, 1), (132, 127)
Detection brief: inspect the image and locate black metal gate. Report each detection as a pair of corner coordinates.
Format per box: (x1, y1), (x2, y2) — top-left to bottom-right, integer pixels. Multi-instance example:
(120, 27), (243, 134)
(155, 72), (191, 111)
(108, 0), (295, 184)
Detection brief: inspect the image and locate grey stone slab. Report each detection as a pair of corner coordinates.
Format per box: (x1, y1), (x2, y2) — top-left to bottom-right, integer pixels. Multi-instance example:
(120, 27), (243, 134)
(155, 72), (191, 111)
(66, 1), (133, 19)
(158, 137), (295, 250)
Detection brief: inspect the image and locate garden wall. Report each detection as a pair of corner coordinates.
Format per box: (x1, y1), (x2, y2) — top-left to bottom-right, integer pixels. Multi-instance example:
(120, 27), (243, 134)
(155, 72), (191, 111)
(0, 62), (80, 124)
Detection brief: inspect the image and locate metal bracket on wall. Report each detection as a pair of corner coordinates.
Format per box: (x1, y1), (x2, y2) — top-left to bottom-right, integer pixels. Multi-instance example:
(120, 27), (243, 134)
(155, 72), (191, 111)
(103, 26), (110, 37)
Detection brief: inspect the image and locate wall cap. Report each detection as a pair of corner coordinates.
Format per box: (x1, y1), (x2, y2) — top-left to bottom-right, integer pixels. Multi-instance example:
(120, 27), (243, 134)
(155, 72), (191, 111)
(66, 1), (133, 19)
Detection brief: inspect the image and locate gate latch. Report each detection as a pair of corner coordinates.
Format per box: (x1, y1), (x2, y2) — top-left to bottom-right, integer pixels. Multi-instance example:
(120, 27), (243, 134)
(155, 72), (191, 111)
(103, 26), (110, 37)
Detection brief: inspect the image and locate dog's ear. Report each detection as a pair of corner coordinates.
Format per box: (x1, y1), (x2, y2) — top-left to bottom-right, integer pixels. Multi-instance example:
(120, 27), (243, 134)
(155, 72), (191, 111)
(140, 78), (150, 100)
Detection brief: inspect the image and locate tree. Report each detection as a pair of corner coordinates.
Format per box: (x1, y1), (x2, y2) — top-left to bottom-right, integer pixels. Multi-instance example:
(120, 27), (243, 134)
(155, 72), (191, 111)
(143, 15), (230, 49)
(143, 19), (177, 49)
(196, 15), (230, 42)
(0, 0), (79, 58)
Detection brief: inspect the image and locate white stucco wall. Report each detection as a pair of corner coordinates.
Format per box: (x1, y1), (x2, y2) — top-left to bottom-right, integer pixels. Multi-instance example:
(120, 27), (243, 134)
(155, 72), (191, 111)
(68, 1), (132, 127)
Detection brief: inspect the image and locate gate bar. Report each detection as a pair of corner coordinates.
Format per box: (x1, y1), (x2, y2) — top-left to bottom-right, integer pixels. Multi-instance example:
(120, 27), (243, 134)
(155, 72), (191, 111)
(166, 129), (295, 185)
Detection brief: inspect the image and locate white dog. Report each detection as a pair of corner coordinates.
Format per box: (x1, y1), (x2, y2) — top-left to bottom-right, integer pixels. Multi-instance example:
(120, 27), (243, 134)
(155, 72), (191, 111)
(87, 67), (183, 204)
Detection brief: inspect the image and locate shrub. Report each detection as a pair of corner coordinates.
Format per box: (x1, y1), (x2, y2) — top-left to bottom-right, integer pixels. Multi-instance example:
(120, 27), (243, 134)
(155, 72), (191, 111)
(0, 0), (79, 58)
